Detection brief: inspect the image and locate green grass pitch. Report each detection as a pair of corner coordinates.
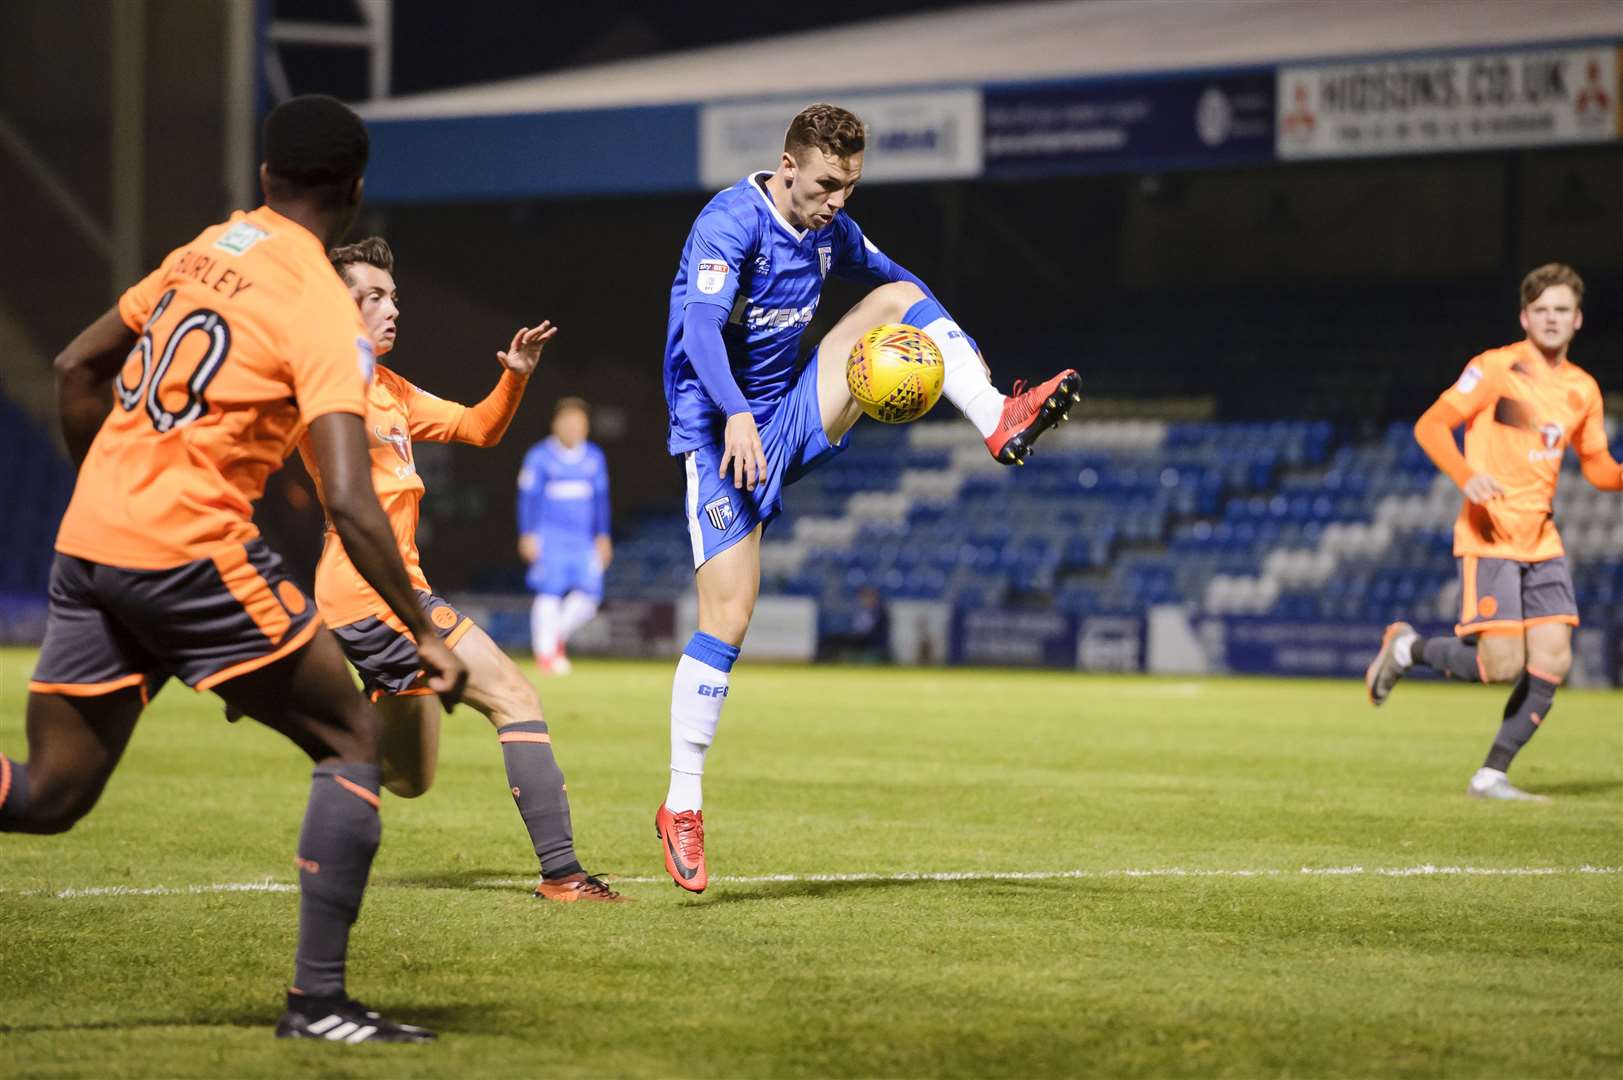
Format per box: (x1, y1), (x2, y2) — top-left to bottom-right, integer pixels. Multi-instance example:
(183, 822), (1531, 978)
(2, 646), (1620, 1077)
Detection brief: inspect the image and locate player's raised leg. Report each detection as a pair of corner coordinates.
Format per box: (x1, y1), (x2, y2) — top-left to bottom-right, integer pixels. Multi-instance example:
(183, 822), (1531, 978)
(1368, 553), (1527, 705)
(813, 281), (1080, 462)
(215, 627), (436, 1043)
(1, 688), (144, 834)
(451, 621), (624, 901)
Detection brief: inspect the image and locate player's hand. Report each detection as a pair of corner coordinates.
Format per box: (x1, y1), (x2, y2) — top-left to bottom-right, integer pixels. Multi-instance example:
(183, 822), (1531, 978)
(1462, 472), (1505, 505)
(497, 321), (557, 376)
(595, 534), (614, 570)
(518, 533), (540, 564)
(416, 636), (468, 710)
(721, 411), (767, 491)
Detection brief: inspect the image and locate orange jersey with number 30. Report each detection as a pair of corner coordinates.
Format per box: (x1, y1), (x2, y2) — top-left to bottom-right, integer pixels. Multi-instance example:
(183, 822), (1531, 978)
(55, 206), (372, 570)
(1437, 340), (1608, 561)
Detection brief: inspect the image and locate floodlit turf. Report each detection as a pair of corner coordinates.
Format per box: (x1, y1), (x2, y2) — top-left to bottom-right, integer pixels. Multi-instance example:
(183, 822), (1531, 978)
(1, 646), (1620, 1078)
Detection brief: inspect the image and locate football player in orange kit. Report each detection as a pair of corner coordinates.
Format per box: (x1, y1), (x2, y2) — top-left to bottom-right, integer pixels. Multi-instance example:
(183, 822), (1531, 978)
(298, 237), (622, 902)
(1, 96), (463, 1042)
(1366, 263), (1622, 800)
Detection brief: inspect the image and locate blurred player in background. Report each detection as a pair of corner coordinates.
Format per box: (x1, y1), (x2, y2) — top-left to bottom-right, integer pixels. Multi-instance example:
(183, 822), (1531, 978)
(655, 103), (1083, 892)
(518, 398), (613, 676)
(1, 96), (462, 1042)
(1366, 263), (1621, 800)
(299, 238), (621, 902)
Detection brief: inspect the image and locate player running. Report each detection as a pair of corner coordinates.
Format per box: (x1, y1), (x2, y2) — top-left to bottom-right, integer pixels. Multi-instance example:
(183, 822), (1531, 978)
(518, 397), (612, 676)
(1365, 263), (1621, 800)
(296, 237), (622, 902)
(655, 103), (1082, 891)
(1, 96), (463, 1042)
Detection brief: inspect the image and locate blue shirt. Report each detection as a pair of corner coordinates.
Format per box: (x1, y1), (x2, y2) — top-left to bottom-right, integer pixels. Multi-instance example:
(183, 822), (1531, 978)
(517, 437), (610, 544)
(663, 172), (919, 454)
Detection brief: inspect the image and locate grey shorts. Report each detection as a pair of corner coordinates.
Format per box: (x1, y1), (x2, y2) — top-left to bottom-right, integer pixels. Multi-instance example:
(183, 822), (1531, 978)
(1456, 555), (1579, 637)
(30, 541), (318, 698)
(330, 590), (472, 699)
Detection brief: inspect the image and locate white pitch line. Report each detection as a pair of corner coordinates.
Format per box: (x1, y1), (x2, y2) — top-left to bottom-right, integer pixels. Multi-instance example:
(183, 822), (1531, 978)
(3, 865), (1617, 900)
(20, 880), (297, 900)
(473, 864), (1623, 888)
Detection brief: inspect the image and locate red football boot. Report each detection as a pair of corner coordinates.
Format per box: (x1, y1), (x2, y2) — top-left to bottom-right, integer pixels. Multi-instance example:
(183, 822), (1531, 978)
(655, 803), (708, 893)
(985, 369), (1082, 465)
(534, 871), (628, 903)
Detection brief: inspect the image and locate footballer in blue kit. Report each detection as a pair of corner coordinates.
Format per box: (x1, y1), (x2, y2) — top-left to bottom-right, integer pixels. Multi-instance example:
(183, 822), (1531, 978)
(655, 103), (1082, 892)
(518, 397), (612, 676)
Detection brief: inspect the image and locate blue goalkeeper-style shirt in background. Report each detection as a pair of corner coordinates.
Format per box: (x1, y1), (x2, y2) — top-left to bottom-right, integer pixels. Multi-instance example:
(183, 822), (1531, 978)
(663, 171), (933, 454)
(517, 437), (610, 598)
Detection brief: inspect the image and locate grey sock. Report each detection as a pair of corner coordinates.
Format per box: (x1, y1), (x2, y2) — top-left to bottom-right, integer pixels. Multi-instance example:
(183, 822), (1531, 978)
(0, 753), (29, 829)
(499, 721), (581, 879)
(1485, 673), (1557, 772)
(1414, 636), (1482, 682)
(292, 762), (382, 998)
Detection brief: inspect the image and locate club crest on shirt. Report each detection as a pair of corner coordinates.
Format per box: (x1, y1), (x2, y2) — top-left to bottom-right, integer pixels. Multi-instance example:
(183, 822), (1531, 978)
(704, 495), (734, 531)
(818, 246), (832, 278)
(375, 424), (412, 464)
(751, 253), (771, 279)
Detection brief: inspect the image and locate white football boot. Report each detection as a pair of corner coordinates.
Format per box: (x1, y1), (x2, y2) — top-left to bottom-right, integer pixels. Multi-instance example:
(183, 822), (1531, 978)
(1467, 767), (1548, 802)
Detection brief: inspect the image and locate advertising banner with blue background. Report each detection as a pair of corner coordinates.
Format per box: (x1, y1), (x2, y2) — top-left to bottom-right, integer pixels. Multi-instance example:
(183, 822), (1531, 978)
(984, 69), (1276, 177)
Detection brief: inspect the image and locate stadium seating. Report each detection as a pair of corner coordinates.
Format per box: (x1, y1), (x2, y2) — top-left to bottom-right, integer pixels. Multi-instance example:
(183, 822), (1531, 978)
(606, 414), (1623, 636)
(4, 375), (1617, 651)
(0, 394), (73, 596)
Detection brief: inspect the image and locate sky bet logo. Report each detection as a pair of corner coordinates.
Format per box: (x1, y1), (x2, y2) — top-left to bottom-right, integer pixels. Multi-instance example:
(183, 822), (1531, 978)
(697, 684), (729, 698)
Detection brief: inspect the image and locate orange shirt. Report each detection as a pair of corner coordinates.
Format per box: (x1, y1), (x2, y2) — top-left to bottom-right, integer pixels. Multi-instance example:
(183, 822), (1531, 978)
(1436, 340), (1608, 561)
(298, 364), (527, 629)
(56, 206), (372, 569)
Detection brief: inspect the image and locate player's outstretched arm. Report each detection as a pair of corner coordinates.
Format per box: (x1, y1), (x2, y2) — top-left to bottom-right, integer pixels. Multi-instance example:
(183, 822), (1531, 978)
(417, 323), (556, 448)
(496, 321), (555, 378)
(53, 305), (138, 466)
(1414, 398), (1503, 504)
(309, 411), (468, 707)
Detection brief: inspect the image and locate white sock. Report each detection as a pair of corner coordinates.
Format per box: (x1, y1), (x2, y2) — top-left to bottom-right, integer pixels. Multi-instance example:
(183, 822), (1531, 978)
(665, 639), (736, 812)
(1393, 630), (1417, 669)
(531, 594), (561, 659)
(558, 591), (599, 644)
(923, 315), (1004, 437)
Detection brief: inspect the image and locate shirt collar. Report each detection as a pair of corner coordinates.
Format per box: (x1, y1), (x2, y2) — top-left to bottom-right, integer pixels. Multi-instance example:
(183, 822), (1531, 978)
(547, 436), (589, 464)
(751, 172), (808, 244)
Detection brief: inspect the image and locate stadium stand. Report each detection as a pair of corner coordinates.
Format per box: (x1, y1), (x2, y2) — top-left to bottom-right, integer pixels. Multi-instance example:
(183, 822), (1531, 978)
(0, 391), (73, 639)
(606, 414), (1623, 662)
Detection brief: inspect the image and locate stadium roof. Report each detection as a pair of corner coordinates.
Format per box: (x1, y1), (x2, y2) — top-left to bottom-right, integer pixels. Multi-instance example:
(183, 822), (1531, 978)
(357, 0), (1622, 121)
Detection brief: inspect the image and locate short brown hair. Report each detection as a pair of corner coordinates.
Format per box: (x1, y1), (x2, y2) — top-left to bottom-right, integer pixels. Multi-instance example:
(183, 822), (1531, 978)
(784, 103), (865, 163)
(554, 396), (590, 418)
(1520, 262), (1584, 308)
(329, 236), (394, 284)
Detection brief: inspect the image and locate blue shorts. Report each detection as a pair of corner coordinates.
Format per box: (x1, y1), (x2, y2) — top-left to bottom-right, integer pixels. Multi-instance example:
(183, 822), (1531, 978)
(682, 348), (849, 567)
(528, 539), (604, 600)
